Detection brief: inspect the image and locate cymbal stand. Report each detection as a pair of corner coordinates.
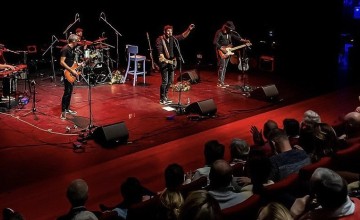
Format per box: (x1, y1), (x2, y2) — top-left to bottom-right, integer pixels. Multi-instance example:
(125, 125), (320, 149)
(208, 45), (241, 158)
(99, 12), (122, 70)
(62, 13), (80, 40)
(22, 80), (46, 120)
(169, 37), (186, 114)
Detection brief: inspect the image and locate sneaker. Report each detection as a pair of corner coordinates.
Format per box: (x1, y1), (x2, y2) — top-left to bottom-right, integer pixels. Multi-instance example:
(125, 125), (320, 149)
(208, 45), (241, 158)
(217, 83), (226, 88)
(66, 109), (77, 115)
(160, 100), (167, 105)
(164, 97), (172, 103)
(60, 112), (66, 120)
(223, 83), (230, 87)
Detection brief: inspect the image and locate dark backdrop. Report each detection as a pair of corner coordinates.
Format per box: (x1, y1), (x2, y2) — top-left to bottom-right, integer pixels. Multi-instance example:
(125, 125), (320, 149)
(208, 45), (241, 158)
(0, 1), (344, 84)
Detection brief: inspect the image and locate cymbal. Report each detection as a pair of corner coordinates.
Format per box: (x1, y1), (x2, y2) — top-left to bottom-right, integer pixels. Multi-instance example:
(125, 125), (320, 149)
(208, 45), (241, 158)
(78, 40), (93, 46)
(93, 37), (107, 43)
(95, 44), (109, 49)
(59, 39), (68, 43)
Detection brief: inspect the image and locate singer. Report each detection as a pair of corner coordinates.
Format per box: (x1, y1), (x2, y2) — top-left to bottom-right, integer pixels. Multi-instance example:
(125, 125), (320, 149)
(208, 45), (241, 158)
(155, 24), (195, 105)
(213, 21), (251, 88)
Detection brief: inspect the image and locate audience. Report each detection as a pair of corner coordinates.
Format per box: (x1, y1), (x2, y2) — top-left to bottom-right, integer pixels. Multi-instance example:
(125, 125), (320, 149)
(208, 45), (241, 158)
(250, 119), (279, 157)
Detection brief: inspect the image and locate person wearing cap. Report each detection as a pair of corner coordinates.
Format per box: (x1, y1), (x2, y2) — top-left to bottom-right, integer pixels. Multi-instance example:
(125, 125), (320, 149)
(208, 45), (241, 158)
(156, 24), (195, 105)
(213, 21), (251, 88)
(59, 34), (80, 120)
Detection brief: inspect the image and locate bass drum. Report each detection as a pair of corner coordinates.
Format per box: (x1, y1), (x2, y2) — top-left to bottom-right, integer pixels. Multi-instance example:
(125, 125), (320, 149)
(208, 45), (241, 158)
(92, 62), (110, 83)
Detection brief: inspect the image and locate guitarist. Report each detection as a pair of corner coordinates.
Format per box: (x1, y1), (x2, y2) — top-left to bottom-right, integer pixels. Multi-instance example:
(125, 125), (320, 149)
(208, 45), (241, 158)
(213, 21), (250, 88)
(60, 34), (80, 120)
(155, 24), (195, 105)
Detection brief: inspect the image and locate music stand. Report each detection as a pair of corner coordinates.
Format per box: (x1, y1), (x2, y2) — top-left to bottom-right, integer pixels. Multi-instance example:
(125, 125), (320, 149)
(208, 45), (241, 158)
(22, 80), (46, 120)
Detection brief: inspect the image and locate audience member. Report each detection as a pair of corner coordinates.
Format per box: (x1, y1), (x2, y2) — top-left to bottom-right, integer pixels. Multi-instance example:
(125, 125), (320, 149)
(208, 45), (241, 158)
(192, 140), (225, 183)
(99, 177), (155, 219)
(57, 178), (99, 220)
(207, 159), (252, 209)
(283, 118), (300, 147)
(156, 163), (186, 220)
(268, 129), (310, 182)
(257, 202), (293, 220)
(291, 167), (360, 219)
(250, 120), (279, 157)
(229, 138), (249, 166)
(179, 190), (223, 220)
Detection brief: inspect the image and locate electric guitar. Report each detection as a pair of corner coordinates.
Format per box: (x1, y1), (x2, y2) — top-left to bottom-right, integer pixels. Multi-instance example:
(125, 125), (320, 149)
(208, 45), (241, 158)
(146, 32), (160, 72)
(218, 42), (252, 59)
(64, 62), (85, 83)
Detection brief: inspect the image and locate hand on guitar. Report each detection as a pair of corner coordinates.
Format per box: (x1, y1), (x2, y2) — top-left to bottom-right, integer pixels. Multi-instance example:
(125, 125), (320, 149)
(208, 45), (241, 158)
(159, 54), (177, 68)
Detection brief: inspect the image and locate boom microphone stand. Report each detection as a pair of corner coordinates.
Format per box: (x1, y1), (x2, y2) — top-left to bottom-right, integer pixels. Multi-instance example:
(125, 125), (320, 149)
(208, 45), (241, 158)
(42, 35), (59, 83)
(63, 13), (80, 40)
(169, 37), (186, 114)
(99, 12), (122, 70)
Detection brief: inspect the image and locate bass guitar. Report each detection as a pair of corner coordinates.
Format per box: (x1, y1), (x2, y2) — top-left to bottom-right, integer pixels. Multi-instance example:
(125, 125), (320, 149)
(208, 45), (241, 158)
(64, 62), (85, 83)
(218, 42), (252, 59)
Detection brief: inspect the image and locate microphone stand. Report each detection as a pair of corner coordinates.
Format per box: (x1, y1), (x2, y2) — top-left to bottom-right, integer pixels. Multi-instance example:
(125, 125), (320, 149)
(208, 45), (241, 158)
(231, 30), (252, 95)
(100, 16), (122, 71)
(63, 15), (79, 40)
(169, 37), (186, 115)
(42, 36), (58, 83)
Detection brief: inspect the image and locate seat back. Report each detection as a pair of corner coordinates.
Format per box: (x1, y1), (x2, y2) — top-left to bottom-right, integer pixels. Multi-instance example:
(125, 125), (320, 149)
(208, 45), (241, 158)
(127, 45), (138, 55)
(222, 194), (262, 220)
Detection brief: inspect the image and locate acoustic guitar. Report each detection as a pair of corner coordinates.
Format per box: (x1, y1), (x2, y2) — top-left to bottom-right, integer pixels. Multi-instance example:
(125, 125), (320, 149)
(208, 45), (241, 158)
(159, 56), (177, 69)
(146, 32), (159, 72)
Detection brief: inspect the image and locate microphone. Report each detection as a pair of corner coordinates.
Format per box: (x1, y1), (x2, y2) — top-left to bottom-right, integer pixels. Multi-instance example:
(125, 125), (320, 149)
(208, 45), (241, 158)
(99, 12), (106, 21)
(75, 13), (80, 22)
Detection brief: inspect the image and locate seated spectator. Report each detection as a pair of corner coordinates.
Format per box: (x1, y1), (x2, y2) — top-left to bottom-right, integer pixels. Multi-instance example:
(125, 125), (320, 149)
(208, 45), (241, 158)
(100, 176), (155, 219)
(156, 163), (186, 220)
(207, 159), (252, 209)
(3, 208), (25, 220)
(257, 202), (293, 220)
(250, 120), (279, 157)
(291, 167), (360, 219)
(268, 129), (310, 182)
(229, 138), (250, 166)
(57, 179), (99, 220)
(283, 118), (300, 147)
(178, 190), (222, 220)
(192, 140), (225, 183)
(299, 110), (321, 153)
(310, 122), (343, 162)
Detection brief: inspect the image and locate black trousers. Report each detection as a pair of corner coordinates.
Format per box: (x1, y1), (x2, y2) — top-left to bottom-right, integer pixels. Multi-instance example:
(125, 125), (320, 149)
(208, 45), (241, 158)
(61, 78), (73, 112)
(159, 64), (174, 100)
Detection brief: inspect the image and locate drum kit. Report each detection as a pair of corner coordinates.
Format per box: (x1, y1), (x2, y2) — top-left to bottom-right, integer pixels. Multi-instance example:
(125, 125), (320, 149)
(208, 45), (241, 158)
(58, 37), (114, 85)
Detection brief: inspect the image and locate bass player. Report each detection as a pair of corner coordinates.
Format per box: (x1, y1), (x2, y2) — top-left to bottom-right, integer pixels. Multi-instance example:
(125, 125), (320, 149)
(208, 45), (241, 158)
(60, 34), (80, 120)
(213, 21), (251, 88)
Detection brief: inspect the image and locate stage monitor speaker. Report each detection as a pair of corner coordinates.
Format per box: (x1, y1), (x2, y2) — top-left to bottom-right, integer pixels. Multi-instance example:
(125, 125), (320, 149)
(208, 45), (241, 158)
(177, 69), (199, 84)
(250, 84), (279, 102)
(92, 122), (129, 147)
(185, 98), (217, 116)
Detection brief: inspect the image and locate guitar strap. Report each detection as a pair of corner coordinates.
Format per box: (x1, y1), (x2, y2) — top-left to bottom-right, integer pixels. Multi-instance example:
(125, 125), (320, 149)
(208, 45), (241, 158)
(161, 36), (170, 59)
